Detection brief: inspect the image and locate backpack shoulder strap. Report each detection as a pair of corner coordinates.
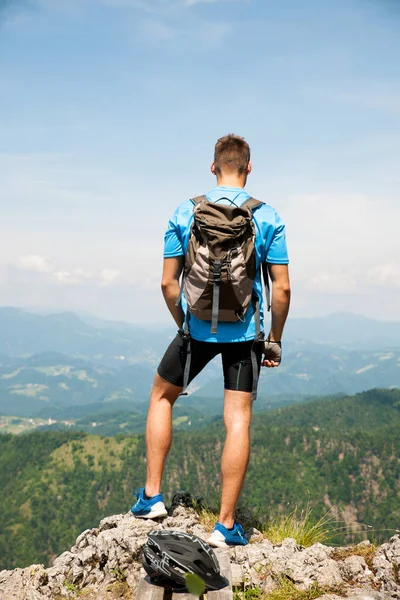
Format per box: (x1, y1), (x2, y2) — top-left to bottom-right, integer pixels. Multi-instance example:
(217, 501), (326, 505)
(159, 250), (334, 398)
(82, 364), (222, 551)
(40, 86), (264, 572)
(190, 195), (207, 206)
(241, 197), (265, 211)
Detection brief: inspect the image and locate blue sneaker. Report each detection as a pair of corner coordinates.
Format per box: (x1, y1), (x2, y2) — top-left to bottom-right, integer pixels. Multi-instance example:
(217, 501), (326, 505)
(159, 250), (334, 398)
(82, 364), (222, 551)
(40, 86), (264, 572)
(130, 488), (168, 519)
(207, 521), (248, 547)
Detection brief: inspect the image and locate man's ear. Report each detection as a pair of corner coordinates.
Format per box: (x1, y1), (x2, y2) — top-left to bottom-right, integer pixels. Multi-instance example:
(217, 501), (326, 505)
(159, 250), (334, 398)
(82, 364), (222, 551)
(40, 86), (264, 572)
(210, 162), (216, 175)
(247, 161), (252, 175)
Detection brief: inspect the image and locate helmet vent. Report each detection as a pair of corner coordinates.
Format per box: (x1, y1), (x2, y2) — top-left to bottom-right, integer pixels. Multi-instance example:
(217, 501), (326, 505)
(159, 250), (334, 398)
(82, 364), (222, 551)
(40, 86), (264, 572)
(166, 543), (186, 555)
(194, 559), (211, 575)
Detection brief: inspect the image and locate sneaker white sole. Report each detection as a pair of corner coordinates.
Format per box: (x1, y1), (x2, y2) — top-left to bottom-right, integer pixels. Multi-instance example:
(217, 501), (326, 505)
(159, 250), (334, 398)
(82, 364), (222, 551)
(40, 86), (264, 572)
(133, 502), (168, 519)
(206, 530), (228, 548)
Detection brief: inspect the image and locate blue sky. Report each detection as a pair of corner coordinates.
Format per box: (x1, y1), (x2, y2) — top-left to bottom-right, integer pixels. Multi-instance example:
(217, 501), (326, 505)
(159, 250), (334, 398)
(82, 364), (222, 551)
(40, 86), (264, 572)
(0, 0), (399, 323)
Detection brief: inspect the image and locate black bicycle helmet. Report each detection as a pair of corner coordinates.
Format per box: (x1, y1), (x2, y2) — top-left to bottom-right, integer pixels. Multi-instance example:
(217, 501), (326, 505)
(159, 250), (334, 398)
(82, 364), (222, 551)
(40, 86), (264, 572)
(142, 530), (229, 591)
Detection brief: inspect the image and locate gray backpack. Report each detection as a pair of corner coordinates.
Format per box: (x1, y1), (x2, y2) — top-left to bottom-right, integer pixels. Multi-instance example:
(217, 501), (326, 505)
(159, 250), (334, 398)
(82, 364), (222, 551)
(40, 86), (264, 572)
(181, 195), (269, 335)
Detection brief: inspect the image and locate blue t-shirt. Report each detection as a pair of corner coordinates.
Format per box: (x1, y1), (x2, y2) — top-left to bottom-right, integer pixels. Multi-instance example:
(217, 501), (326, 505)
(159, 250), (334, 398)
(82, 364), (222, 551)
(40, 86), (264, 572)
(164, 186), (289, 343)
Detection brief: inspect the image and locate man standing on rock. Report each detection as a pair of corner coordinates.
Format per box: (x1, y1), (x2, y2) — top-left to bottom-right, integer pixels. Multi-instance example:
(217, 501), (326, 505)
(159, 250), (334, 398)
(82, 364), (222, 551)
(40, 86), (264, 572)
(131, 134), (291, 547)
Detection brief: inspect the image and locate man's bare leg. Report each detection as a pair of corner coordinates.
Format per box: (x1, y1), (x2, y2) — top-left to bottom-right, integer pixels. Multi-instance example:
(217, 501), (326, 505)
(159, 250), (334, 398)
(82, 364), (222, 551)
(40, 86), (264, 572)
(144, 373), (182, 497)
(218, 389), (253, 528)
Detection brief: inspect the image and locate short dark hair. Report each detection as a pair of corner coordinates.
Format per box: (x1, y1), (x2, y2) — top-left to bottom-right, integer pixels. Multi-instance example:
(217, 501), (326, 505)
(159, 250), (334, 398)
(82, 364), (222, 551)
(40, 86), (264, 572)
(214, 134), (251, 176)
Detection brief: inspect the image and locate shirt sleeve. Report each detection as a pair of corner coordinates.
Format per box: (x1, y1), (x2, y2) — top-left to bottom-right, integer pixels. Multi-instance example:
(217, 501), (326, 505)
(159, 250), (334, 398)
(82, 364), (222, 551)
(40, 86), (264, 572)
(266, 212), (289, 264)
(163, 209), (184, 258)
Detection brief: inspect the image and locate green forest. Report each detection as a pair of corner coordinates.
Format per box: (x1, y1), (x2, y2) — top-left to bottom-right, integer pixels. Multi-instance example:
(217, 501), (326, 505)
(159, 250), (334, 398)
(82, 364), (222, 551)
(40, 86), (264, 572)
(0, 388), (399, 571)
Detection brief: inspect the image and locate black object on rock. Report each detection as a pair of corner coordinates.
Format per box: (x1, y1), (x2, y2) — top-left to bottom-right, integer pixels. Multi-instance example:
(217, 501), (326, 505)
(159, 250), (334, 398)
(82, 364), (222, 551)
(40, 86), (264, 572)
(142, 530), (229, 591)
(170, 490), (204, 509)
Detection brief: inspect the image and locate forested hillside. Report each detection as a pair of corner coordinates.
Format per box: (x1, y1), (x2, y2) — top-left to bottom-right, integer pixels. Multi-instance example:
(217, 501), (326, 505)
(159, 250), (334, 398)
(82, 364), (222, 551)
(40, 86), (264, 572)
(0, 389), (399, 571)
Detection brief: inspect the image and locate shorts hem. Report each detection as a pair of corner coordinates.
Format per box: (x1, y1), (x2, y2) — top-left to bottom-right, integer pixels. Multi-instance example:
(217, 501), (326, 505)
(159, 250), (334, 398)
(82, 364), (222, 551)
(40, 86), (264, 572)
(224, 385), (257, 395)
(157, 368), (183, 388)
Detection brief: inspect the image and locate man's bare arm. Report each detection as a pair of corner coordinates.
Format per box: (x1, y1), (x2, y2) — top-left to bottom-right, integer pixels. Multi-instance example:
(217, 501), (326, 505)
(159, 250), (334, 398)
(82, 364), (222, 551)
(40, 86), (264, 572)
(267, 263), (291, 342)
(161, 257), (185, 328)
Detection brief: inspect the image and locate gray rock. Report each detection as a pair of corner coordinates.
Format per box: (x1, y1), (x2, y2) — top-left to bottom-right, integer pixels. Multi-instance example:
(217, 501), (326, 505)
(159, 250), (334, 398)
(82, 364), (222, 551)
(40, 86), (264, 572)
(248, 527), (264, 544)
(99, 513), (125, 531)
(70, 559), (84, 585)
(80, 546), (99, 567)
(281, 545), (343, 589)
(163, 505), (199, 530)
(344, 589), (388, 599)
(0, 565), (51, 600)
(0, 506), (399, 600)
(340, 555), (374, 585)
(372, 534), (400, 596)
(74, 528), (93, 549)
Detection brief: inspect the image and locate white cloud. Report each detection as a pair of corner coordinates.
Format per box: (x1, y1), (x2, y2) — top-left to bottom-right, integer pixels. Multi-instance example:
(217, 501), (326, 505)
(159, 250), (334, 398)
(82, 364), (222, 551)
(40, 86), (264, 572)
(282, 193), (399, 268)
(141, 276), (160, 291)
(54, 268), (94, 285)
(368, 263), (400, 288)
(278, 192), (400, 306)
(100, 269), (121, 286)
(10, 256), (123, 288)
(17, 255), (55, 273)
(306, 271), (357, 294)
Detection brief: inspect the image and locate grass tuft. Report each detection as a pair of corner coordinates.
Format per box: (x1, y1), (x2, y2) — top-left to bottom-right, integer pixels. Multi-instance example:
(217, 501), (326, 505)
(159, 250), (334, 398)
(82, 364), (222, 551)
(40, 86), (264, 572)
(262, 504), (335, 547)
(64, 581), (79, 594)
(110, 567), (127, 582)
(331, 542), (377, 570)
(195, 503), (219, 533)
(263, 577), (344, 600)
(234, 577), (345, 600)
(194, 500), (334, 547)
(234, 588), (263, 599)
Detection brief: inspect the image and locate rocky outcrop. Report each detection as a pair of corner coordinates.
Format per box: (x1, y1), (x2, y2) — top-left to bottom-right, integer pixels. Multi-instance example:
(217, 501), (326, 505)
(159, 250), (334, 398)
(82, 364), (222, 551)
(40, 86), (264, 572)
(0, 499), (399, 599)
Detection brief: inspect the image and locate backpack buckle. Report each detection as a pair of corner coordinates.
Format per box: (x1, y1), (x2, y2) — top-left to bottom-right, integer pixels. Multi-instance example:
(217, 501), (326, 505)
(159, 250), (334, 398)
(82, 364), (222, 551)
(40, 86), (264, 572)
(213, 260), (221, 284)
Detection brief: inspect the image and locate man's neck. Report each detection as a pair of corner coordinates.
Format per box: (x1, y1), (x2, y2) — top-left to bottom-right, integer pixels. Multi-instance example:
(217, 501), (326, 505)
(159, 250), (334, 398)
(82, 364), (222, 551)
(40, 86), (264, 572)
(216, 174), (247, 189)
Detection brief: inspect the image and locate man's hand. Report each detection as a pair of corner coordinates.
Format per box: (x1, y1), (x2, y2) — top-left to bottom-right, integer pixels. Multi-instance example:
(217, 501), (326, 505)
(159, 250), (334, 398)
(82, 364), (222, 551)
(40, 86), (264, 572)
(261, 341), (282, 368)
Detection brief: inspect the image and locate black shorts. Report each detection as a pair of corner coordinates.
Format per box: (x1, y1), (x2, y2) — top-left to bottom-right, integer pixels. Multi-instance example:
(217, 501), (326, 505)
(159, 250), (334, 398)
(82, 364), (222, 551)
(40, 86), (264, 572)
(157, 331), (263, 394)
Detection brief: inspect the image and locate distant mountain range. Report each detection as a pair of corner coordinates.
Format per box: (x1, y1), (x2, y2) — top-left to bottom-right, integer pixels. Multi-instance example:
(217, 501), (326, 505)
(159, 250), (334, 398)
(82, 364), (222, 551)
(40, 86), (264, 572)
(1, 307), (400, 359)
(0, 307), (170, 367)
(283, 311), (400, 350)
(0, 308), (399, 421)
